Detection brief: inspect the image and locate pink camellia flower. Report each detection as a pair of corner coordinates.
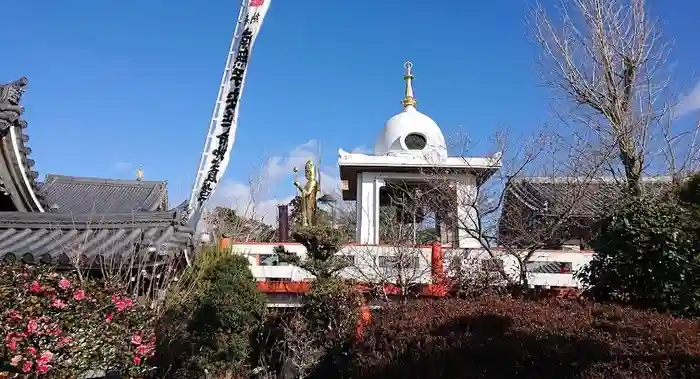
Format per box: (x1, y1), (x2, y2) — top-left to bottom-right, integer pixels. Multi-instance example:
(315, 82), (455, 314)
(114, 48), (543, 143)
(27, 347), (37, 356)
(58, 279), (71, 290)
(36, 351), (53, 365)
(26, 319), (38, 335)
(135, 342), (155, 357)
(22, 360), (31, 373)
(72, 289), (86, 301)
(105, 313), (113, 322)
(29, 281), (42, 294)
(7, 310), (22, 322)
(35, 363), (51, 375)
(10, 355), (22, 366)
(111, 295), (134, 312)
(5, 332), (23, 351)
(51, 298), (67, 309)
(130, 333), (142, 345)
(133, 356), (141, 365)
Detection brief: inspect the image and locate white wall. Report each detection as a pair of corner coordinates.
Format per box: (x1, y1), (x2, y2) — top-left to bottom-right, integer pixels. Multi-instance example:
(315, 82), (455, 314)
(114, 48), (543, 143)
(444, 248), (594, 288)
(230, 243), (595, 288)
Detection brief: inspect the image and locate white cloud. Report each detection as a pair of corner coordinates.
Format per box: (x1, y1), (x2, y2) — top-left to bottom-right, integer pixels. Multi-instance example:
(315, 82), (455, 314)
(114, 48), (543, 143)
(112, 160), (134, 172)
(351, 145), (372, 154)
(674, 79), (700, 118)
(320, 171), (340, 194)
(207, 140), (342, 226)
(264, 139), (320, 182)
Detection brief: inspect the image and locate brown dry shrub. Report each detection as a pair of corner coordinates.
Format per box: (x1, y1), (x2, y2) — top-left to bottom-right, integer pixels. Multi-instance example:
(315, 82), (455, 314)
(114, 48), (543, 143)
(347, 296), (700, 379)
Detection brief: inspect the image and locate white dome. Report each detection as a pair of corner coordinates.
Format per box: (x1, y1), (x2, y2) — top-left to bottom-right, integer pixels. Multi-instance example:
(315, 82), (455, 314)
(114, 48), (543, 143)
(374, 105), (448, 159)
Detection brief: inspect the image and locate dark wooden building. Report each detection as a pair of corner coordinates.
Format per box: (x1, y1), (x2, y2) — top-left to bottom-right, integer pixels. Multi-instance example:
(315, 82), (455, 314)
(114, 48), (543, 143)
(0, 78), (193, 265)
(498, 176), (673, 249)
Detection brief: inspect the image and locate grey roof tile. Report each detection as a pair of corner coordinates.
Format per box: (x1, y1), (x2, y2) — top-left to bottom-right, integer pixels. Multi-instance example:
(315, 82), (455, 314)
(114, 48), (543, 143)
(505, 176), (673, 216)
(40, 174), (168, 214)
(498, 176), (674, 244)
(0, 210), (193, 264)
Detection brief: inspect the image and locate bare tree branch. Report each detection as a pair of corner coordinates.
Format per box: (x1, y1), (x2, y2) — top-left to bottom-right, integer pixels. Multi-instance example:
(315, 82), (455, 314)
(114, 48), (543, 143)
(530, 0), (699, 194)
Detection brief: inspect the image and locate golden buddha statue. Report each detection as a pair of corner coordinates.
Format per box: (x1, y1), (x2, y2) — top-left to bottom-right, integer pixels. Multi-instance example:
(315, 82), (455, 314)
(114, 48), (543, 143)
(293, 159), (320, 226)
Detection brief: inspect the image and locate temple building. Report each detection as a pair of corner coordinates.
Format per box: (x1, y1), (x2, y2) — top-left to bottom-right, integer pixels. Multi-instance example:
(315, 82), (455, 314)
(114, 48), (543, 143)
(338, 62), (501, 247)
(0, 78), (193, 265)
(499, 176), (674, 250)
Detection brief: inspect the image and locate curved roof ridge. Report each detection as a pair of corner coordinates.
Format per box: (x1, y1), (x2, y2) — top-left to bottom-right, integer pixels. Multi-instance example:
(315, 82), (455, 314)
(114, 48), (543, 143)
(43, 173), (167, 186)
(0, 77), (48, 212)
(511, 175), (674, 183)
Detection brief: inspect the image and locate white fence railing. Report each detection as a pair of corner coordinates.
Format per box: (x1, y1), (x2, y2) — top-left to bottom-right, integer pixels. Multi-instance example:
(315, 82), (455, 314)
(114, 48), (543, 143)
(230, 243), (595, 288)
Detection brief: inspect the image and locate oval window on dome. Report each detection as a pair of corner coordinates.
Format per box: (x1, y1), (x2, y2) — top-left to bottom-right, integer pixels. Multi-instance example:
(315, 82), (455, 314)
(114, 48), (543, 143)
(404, 133), (427, 150)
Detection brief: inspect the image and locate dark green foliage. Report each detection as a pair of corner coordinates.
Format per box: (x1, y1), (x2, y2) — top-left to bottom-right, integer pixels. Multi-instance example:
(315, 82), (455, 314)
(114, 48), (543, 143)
(276, 225), (350, 279)
(343, 297), (700, 379)
(260, 225), (361, 378)
(677, 172), (700, 206)
(416, 227), (439, 245)
(276, 224), (359, 329)
(304, 276), (362, 335)
(578, 198), (700, 316)
(155, 248), (266, 378)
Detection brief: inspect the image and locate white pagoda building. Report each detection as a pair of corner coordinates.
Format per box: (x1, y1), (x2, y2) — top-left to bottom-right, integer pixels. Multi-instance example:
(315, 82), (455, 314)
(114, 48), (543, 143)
(338, 62), (501, 248)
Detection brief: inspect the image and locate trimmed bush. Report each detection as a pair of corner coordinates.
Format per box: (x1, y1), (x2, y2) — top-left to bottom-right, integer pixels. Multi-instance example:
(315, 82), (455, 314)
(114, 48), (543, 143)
(0, 263), (156, 378)
(155, 248), (266, 378)
(345, 297), (700, 379)
(579, 198), (700, 316)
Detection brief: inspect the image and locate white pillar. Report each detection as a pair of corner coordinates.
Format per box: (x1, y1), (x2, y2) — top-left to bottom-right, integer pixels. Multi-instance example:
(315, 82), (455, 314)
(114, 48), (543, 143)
(455, 174), (480, 248)
(355, 172), (364, 243)
(355, 172), (385, 245)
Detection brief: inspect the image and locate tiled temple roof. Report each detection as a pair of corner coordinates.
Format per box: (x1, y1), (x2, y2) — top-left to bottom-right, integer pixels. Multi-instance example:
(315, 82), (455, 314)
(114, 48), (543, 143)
(504, 176), (672, 216)
(0, 210), (193, 264)
(498, 176), (674, 245)
(40, 174), (168, 213)
(0, 77), (193, 264)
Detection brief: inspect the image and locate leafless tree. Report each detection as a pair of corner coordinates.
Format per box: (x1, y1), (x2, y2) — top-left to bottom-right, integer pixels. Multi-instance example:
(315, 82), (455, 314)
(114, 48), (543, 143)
(530, 0), (700, 195)
(345, 183), (436, 300)
(49, 217), (186, 314)
(423, 129), (616, 288)
(201, 173), (276, 243)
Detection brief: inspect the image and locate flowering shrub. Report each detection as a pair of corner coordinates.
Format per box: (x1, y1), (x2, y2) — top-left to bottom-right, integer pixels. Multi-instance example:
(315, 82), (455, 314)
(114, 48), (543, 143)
(0, 263), (157, 378)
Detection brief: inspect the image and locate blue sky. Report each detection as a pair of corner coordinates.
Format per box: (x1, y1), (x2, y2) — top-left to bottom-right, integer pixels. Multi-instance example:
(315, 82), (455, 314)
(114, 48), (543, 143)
(3, 1), (700, 222)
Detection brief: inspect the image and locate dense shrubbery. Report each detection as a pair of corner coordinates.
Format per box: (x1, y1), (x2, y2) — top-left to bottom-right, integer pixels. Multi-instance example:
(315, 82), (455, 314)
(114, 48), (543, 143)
(256, 226), (361, 378)
(0, 264), (156, 378)
(579, 199), (700, 316)
(580, 175), (700, 317)
(155, 247), (266, 379)
(343, 297), (700, 379)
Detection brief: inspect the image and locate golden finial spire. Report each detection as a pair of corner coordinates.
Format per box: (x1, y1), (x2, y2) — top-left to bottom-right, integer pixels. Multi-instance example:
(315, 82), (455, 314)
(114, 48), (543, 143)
(136, 167), (144, 181)
(402, 61), (417, 109)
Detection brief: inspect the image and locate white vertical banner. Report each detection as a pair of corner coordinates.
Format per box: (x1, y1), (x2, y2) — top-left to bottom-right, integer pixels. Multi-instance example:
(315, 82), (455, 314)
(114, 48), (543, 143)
(187, 0), (271, 225)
